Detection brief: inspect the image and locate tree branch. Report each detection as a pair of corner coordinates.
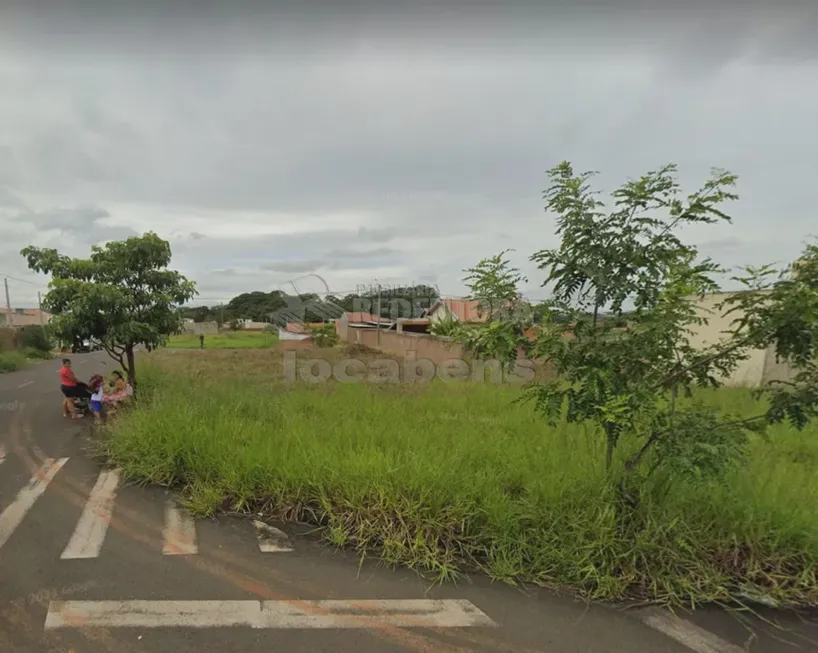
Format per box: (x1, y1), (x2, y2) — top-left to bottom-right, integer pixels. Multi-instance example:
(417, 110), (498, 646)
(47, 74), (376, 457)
(624, 412), (768, 475)
(654, 334), (754, 391)
(624, 428), (661, 473)
(101, 342), (126, 370)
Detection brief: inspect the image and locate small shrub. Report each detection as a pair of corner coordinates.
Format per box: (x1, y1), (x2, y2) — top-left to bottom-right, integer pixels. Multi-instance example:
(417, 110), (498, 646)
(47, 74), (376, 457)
(430, 315), (461, 337)
(22, 346), (52, 360)
(311, 323), (338, 348)
(18, 325), (53, 352)
(0, 351), (27, 373)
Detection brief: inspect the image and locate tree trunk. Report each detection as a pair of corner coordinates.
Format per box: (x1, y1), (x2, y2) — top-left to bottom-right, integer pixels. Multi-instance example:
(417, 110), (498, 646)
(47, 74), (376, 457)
(604, 422), (616, 471)
(125, 345), (136, 398)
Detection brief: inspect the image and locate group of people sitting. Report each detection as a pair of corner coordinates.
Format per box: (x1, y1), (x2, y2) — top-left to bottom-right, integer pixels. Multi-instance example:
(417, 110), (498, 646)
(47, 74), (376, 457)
(59, 358), (133, 422)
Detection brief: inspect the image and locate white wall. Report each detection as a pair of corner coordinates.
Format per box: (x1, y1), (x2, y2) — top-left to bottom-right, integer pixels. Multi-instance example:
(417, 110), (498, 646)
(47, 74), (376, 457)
(182, 321), (218, 335)
(279, 328), (310, 341)
(426, 303), (449, 324)
(688, 292), (769, 387)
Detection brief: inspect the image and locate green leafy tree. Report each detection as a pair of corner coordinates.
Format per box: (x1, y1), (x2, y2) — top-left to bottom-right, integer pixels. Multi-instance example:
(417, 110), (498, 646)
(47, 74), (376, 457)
(429, 314), (460, 337)
(17, 325), (53, 353)
(463, 250), (527, 317)
(458, 162), (818, 508)
(529, 163), (818, 485)
(348, 284), (440, 319)
(181, 305), (218, 323)
(451, 251), (533, 370)
(21, 232), (196, 390)
(226, 291), (288, 322)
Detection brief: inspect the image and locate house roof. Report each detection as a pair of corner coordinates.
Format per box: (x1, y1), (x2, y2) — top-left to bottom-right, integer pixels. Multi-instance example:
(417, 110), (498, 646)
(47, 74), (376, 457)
(342, 311), (391, 324)
(283, 322), (311, 334)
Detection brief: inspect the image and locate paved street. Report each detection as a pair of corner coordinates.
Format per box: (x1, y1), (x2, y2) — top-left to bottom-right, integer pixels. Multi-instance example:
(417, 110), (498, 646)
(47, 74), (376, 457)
(1, 352), (817, 652)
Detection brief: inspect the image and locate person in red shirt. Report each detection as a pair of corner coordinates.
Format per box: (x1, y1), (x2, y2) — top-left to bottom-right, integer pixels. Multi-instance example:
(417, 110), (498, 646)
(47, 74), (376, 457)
(59, 358), (85, 419)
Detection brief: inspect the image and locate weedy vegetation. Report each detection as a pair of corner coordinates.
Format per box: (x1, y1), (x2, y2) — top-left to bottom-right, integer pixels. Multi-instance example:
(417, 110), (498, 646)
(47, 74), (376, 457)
(88, 163), (818, 608)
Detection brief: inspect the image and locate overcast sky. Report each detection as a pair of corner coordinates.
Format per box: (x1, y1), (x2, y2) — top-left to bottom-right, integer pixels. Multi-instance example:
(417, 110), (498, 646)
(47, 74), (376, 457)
(1, 1), (817, 306)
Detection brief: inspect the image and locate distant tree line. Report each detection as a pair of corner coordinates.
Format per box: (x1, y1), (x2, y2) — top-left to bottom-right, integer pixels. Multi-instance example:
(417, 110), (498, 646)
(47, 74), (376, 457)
(179, 285), (441, 325)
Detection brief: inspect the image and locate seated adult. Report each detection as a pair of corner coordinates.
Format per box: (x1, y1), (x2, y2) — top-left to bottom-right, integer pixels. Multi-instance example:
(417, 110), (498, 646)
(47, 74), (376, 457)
(103, 370), (133, 409)
(59, 358), (89, 419)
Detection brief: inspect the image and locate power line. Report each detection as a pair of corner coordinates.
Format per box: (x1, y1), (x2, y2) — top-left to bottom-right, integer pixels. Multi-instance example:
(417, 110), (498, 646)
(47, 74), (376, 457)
(0, 273), (49, 288)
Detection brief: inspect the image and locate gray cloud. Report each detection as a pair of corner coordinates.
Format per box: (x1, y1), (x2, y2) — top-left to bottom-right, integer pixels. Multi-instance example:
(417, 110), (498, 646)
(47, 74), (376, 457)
(23, 206), (109, 231)
(325, 247), (400, 259)
(699, 237), (743, 251)
(0, 1), (816, 307)
(4, 200), (138, 246)
(261, 260), (328, 274)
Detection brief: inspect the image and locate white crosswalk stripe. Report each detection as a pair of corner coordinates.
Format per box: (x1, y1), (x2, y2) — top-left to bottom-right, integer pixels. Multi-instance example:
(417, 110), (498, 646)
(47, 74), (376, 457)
(61, 468), (121, 559)
(44, 599), (497, 629)
(0, 457), (69, 550)
(639, 608), (746, 653)
(0, 458), (767, 648)
(163, 500), (198, 555)
(1, 460), (294, 559)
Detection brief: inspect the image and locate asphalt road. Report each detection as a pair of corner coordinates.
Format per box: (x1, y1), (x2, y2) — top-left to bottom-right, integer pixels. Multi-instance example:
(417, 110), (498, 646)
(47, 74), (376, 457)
(1, 351), (817, 652)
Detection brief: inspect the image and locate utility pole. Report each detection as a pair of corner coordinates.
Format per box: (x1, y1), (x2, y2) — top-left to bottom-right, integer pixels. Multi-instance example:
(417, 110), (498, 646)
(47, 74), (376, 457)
(3, 278), (13, 327)
(37, 292), (44, 325)
(376, 282), (381, 346)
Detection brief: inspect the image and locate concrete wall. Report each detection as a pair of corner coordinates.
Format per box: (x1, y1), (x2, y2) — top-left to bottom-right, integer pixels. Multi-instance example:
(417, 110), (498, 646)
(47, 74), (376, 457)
(343, 327), (468, 366)
(344, 294), (800, 388)
(688, 292), (797, 387)
(0, 310), (51, 327)
(239, 320), (268, 331)
(338, 313), (349, 341)
(182, 321), (219, 335)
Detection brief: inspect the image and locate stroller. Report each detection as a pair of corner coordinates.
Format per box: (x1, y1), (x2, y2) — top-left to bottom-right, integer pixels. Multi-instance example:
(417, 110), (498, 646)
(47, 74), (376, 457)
(70, 374), (103, 416)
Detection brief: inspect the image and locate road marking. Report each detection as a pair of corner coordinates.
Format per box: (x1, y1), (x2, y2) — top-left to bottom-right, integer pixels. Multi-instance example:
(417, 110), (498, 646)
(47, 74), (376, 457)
(639, 608), (746, 653)
(44, 599), (496, 629)
(0, 458), (69, 549)
(253, 519), (293, 552)
(163, 501), (198, 555)
(61, 468), (121, 559)
(17, 380), (33, 388)
(0, 445), (5, 466)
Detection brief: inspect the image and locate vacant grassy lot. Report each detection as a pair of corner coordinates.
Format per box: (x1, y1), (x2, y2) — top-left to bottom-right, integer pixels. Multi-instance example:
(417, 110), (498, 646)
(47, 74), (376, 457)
(0, 346), (53, 372)
(0, 350), (27, 372)
(166, 330), (279, 349)
(102, 347), (818, 607)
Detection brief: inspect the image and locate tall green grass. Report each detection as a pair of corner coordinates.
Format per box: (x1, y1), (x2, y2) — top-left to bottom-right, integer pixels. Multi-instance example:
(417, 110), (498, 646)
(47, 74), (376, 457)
(166, 331), (279, 349)
(103, 360), (818, 607)
(0, 350), (27, 372)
